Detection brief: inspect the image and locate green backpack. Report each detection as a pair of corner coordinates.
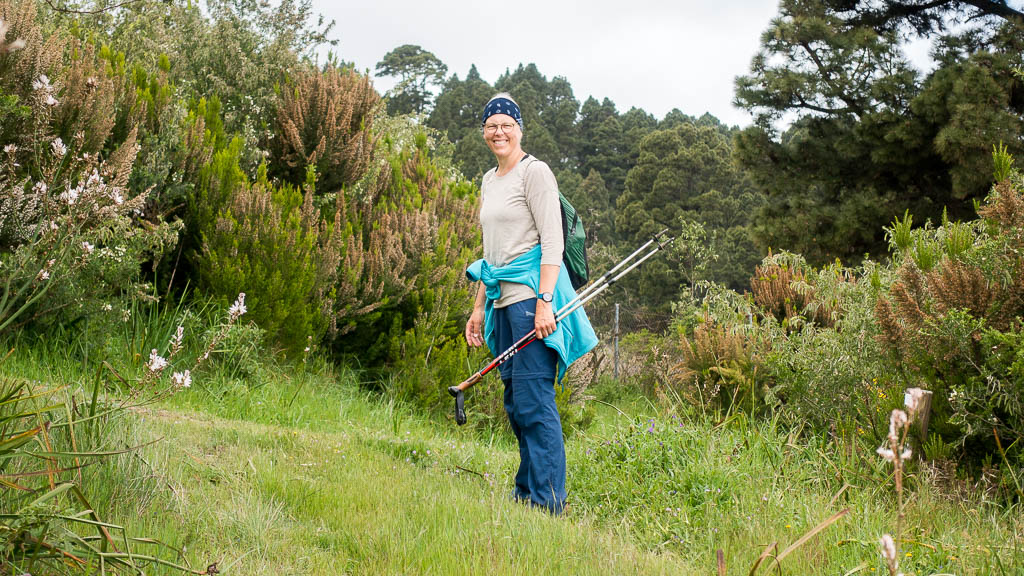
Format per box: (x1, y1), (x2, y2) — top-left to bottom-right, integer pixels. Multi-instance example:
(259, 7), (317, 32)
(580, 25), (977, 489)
(519, 155), (589, 290)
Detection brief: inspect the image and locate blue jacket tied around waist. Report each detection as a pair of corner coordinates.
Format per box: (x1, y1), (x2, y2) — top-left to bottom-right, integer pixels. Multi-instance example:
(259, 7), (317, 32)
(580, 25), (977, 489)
(466, 245), (599, 381)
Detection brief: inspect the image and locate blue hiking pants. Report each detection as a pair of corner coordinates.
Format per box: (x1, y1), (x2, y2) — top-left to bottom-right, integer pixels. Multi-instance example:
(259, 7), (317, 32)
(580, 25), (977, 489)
(492, 299), (566, 514)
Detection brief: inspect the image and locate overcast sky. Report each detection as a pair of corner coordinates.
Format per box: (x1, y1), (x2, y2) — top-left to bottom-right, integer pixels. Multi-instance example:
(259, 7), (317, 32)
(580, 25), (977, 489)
(311, 0), (785, 127)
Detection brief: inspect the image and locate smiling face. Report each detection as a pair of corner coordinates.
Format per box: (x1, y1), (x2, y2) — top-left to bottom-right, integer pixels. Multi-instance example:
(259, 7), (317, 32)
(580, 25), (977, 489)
(482, 113), (523, 163)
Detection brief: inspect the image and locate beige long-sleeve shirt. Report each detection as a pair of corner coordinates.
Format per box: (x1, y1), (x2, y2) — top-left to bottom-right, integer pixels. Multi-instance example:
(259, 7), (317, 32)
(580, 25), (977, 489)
(479, 155), (564, 308)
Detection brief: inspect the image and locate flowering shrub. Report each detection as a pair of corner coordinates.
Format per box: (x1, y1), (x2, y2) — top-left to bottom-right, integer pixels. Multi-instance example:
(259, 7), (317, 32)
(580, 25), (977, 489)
(270, 62), (380, 192)
(0, 127), (178, 334)
(334, 121), (480, 409)
(0, 2), (178, 334)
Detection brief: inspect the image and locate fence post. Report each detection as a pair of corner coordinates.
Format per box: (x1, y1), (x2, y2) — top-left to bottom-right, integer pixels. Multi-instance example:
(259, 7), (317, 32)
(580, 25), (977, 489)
(906, 388), (934, 442)
(614, 303), (620, 380)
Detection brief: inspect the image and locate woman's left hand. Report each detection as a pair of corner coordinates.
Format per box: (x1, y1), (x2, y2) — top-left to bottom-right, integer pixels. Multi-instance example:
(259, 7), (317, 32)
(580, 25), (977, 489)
(535, 300), (556, 339)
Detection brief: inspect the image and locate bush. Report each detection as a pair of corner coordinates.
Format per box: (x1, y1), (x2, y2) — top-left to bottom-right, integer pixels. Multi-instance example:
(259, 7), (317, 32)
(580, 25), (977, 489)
(0, 6), (179, 335)
(750, 251), (846, 330)
(192, 145), (340, 356)
(876, 174), (1024, 468)
(270, 63), (380, 192)
(332, 119), (480, 410)
(672, 319), (761, 415)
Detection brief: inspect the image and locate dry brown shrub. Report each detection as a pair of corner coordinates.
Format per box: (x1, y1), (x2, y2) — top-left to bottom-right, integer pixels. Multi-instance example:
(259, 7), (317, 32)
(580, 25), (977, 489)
(672, 320), (760, 409)
(272, 64), (380, 192)
(928, 260), (992, 318)
(978, 178), (1024, 232)
(880, 178), (1024, 356)
(751, 262), (839, 328)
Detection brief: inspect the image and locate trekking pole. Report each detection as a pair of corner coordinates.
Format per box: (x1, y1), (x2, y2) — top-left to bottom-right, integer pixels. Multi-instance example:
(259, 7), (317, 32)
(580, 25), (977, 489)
(448, 229), (673, 425)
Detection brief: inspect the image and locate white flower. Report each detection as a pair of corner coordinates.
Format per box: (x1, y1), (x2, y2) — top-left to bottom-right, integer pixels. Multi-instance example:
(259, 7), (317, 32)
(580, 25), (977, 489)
(172, 370), (191, 388)
(59, 187), (79, 205)
(32, 181), (47, 195)
(44, 94), (59, 107)
(82, 241), (93, 254)
(169, 325), (184, 355)
(880, 533), (898, 564)
(877, 446), (913, 463)
(3, 144), (15, 154)
(904, 387), (924, 417)
(228, 292), (247, 319)
(876, 446), (896, 463)
(102, 303), (113, 311)
(888, 409), (908, 442)
(147, 349), (168, 373)
(51, 138), (67, 157)
(36, 268), (49, 281)
(86, 169), (101, 187)
(110, 190), (124, 205)
(32, 74), (51, 91)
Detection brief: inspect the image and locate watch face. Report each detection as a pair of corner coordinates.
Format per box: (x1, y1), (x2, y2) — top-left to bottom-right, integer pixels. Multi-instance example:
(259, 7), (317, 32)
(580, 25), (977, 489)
(540, 292), (553, 302)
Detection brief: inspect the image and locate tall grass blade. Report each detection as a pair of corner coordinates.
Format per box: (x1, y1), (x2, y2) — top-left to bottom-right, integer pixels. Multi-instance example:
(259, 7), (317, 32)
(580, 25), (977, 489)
(748, 542), (778, 576)
(772, 508), (850, 566)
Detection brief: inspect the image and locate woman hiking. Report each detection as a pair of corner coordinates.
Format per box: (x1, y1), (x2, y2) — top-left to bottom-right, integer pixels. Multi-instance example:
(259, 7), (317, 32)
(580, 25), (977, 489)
(464, 93), (597, 515)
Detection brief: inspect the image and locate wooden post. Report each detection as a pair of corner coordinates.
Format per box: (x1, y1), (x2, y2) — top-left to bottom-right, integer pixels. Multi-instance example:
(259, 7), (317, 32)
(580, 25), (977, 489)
(614, 303), (620, 380)
(905, 388), (933, 442)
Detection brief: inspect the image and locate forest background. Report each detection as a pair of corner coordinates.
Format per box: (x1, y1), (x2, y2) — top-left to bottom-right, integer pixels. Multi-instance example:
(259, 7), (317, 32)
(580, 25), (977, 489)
(1, 0), (1024, 573)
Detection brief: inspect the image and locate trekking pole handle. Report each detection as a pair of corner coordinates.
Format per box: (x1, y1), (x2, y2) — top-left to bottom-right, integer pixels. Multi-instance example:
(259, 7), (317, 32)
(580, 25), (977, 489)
(452, 371), (484, 393)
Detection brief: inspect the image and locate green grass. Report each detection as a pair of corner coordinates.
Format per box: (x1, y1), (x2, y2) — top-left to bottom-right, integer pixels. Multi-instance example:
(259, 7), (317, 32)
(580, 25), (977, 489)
(2, 345), (1022, 575)
(93, 373), (695, 575)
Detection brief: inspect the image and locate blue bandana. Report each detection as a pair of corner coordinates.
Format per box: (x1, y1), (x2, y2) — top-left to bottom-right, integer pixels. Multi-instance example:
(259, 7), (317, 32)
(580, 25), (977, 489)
(481, 97), (523, 130)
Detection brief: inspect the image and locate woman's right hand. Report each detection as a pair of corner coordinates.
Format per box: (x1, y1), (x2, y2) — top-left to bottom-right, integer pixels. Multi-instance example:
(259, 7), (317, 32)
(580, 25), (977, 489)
(465, 308), (485, 348)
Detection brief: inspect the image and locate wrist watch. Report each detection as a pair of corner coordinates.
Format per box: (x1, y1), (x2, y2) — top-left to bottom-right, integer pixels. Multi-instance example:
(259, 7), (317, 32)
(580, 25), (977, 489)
(537, 292), (553, 303)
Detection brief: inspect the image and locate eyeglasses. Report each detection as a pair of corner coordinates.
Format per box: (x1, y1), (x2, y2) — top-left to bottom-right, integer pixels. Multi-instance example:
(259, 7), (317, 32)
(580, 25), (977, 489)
(483, 122), (517, 134)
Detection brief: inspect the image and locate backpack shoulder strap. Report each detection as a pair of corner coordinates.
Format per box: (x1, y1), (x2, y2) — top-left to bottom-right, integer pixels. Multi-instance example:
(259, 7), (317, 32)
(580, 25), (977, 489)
(519, 153), (540, 187)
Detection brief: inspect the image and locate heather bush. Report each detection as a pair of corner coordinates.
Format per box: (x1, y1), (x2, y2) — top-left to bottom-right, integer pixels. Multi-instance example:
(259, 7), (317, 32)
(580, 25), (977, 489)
(270, 62), (380, 192)
(331, 118), (480, 410)
(193, 148), (340, 356)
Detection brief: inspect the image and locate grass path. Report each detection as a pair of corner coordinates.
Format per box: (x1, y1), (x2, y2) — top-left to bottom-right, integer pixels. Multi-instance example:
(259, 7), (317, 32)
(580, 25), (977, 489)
(106, 378), (694, 575)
